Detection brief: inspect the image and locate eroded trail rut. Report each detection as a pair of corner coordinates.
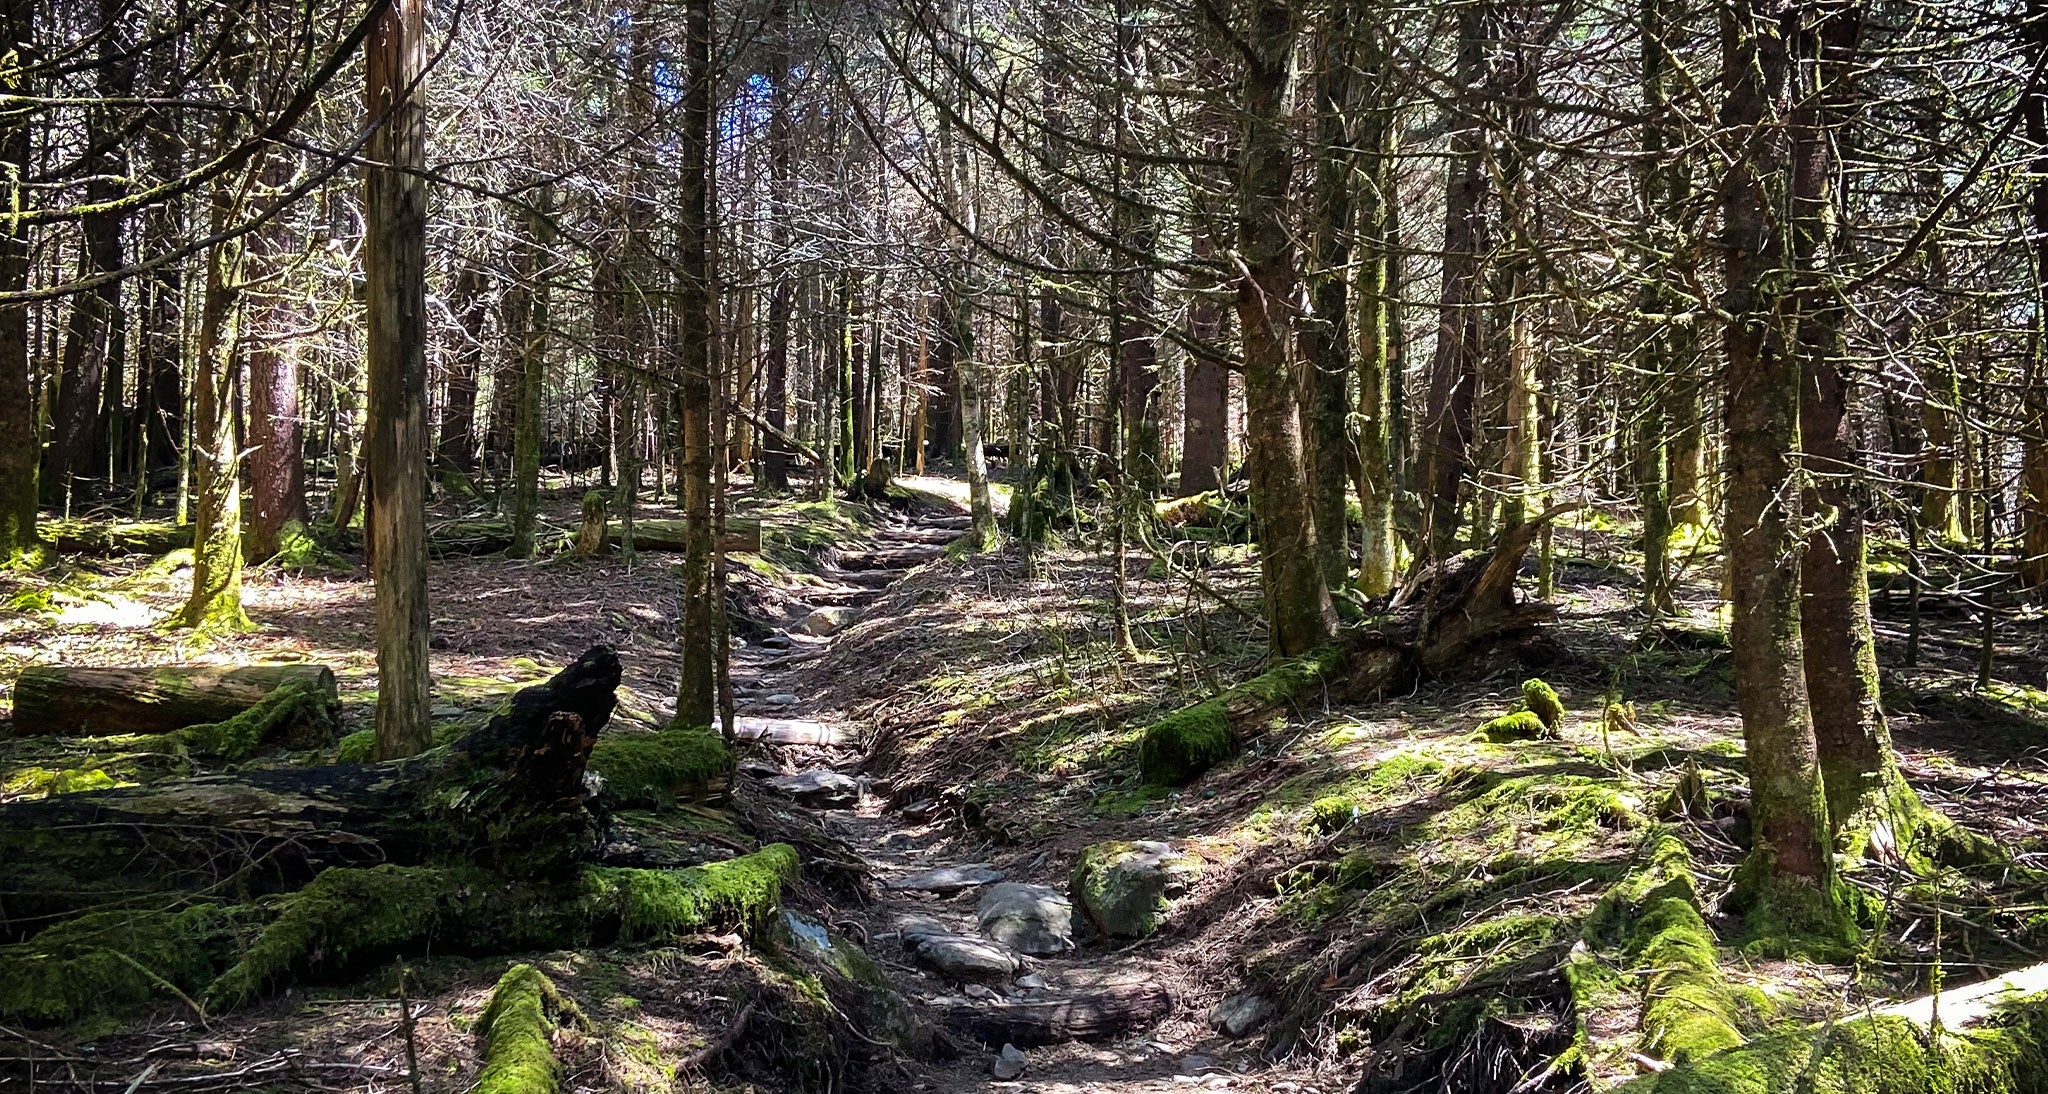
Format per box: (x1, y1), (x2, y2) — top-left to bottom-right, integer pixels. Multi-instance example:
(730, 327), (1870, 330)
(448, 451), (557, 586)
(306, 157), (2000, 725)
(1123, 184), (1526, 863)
(727, 507), (1315, 1093)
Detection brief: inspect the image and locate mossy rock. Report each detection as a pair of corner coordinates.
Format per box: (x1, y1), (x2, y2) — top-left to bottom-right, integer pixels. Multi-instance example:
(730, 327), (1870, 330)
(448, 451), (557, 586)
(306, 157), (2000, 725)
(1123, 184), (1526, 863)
(1306, 795), (1363, 835)
(1070, 840), (1200, 940)
(1479, 710), (1553, 742)
(588, 725), (731, 809)
(766, 909), (934, 1060)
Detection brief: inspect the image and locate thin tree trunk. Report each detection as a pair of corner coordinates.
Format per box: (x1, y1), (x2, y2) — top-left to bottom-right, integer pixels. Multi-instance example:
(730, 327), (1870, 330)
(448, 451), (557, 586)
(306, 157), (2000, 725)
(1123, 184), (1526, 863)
(2022, 0), (2048, 594)
(1181, 231), (1230, 495)
(364, 0), (434, 758)
(437, 262), (486, 474)
(675, 0), (718, 729)
(1301, 4), (1353, 589)
(1223, 0), (1336, 655)
(509, 187), (553, 560)
(0, 0), (35, 559)
(1720, 0), (1838, 914)
(1355, 26), (1397, 597)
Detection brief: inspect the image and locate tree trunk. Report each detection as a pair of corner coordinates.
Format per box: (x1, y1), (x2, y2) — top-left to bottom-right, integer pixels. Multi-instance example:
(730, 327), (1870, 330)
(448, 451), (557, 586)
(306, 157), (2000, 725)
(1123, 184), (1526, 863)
(1225, 0), (1336, 656)
(1301, 5), (1355, 590)
(1719, 0), (1838, 917)
(365, 0), (434, 759)
(178, 125), (256, 633)
(1417, 1), (1489, 566)
(0, 0), (34, 561)
(247, 266), (307, 562)
(1635, 0), (1678, 615)
(676, 0), (718, 729)
(2023, 0), (2048, 594)
(11, 664), (338, 737)
(437, 262), (487, 473)
(1355, 32), (1398, 598)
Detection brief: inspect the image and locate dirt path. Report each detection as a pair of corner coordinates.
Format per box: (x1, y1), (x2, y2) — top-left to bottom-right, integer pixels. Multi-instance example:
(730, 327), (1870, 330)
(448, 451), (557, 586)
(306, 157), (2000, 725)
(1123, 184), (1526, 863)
(727, 506), (1331, 1093)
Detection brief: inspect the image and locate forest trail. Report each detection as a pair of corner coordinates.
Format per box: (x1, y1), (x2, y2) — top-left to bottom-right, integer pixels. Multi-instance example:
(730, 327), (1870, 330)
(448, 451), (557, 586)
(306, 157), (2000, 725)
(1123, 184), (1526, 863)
(728, 495), (1318, 1093)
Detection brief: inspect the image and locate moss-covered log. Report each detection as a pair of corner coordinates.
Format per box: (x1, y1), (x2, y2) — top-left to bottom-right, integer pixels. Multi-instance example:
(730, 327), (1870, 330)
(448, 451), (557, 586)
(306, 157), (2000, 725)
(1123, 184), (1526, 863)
(1138, 512), (1569, 784)
(10, 663), (337, 737)
(0, 647), (623, 931)
(1618, 974), (2048, 1094)
(476, 964), (588, 1094)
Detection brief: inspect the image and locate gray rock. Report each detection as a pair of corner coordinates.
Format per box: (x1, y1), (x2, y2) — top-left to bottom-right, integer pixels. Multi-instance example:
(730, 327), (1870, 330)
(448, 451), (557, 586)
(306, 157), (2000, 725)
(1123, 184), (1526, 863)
(758, 692), (802, 707)
(992, 1043), (1027, 1080)
(887, 864), (1004, 893)
(757, 633), (793, 649)
(964, 983), (1001, 1001)
(792, 606), (856, 636)
(977, 881), (1074, 955)
(1180, 1055), (1215, 1076)
(1070, 840), (1200, 939)
(763, 769), (861, 806)
(901, 798), (940, 821)
(1015, 973), (1048, 990)
(898, 916), (1019, 982)
(1208, 992), (1273, 1038)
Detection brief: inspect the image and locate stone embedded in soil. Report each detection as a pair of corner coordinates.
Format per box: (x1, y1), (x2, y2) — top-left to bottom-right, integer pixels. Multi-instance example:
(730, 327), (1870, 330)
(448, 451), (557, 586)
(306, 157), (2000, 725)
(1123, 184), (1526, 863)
(1015, 973), (1048, 990)
(900, 916), (1021, 981)
(977, 882), (1075, 955)
(757, 693), (802, 707)
(886, 864), (1004, 893)
(792, 606), (856, 636)
(1208, 992), (1273, 1038)
(762, 768), (861, 806)
(756, 633), (793, 649)
(1071, 840), (1200, 940)
(901, 798), (940, 821)
(733, 716), (845, 745)
(992, 1043), (1028, 1080)
(1179, 1055), (1215, 1076)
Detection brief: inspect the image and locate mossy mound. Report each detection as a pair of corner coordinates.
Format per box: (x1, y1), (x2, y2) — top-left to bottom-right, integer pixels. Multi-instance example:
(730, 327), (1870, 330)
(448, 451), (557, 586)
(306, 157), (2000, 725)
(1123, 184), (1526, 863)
(0, 905), (242, 1025)
(180, 679), (341, 759)
(580, 843), (798, 942)
(1479, 710), (1553, 742)
(476, 963), (589, 1094)
(1138, 648), (1346, 785)
(588, 725), (731, 809)
(1522, 678), (1566, 731)
(1618, 995), (2048, 1093)
(1306, 795), (1363, 834)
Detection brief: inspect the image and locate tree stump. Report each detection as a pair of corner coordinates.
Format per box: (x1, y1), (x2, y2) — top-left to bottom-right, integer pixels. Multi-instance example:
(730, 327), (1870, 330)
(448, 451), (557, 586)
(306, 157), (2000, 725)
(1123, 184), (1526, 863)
(10, 663), (338, 737)
(577, 491), (610, 556)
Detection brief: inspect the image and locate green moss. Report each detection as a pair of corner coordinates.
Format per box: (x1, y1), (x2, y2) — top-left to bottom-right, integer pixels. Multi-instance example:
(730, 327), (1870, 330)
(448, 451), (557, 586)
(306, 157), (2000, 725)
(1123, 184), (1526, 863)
(335, 729), (375, 763)
(579, 843), (798, 942)
(477, 963), (588, 1094)
(1621, 996), (2048, 1093)
(588, 725), (731, 810)
(1138, 648), (1346, 785)
(180, 680), (341, 760)
(0, 905), (239, 1024)
(1137, 700), (1233, 785)
(1522, 678), (1566, 731)
(1479, 710), (1553, 742)
(1306, 795), (1363, 834)
(206, 864), (474, 1009)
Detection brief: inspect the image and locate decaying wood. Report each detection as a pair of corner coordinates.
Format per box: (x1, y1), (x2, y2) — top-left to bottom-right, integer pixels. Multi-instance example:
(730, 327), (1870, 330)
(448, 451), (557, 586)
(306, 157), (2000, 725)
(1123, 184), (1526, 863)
(0, 646), (621, 932)
(932, 982), (1175, 1047)
(10, 663), (338, 736)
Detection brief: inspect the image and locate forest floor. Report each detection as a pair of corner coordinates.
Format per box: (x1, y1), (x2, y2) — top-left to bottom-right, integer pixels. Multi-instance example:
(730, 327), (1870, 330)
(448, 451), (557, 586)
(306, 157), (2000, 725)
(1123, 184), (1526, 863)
(2, 474), (2047, 1093)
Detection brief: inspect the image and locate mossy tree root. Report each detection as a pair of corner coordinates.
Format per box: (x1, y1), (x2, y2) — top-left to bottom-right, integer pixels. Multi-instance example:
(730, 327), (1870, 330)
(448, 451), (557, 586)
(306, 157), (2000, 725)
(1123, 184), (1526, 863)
(476, 963), (590, 1094)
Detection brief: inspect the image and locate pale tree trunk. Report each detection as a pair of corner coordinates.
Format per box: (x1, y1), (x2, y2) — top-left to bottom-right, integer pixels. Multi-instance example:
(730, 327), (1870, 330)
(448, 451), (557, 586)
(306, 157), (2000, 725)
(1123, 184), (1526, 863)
(1719, 0), (1838, 919)
(937, 0), (994, 544)
(675, 0), (718, 729)
(1354, 26), (1397, 597)
(178, 42), (259, 633)
(364, 0), (433, 759)
(246, 310), (306, 562)
(1493, 1), (1540, 536)
(1223, 0), (1336, 655)
(761, 11), (794, 492)
(0, 0), (36, 561)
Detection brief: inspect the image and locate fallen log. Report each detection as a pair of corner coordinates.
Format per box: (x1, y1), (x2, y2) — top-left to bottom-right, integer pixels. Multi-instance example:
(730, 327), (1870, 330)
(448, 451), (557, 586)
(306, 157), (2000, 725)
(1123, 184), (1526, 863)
(42, 518), (191, 556)
(932, 980), (1175, 1047)
(1138, 509), (1574, 785)
(10, 663), (337, 737)
(0, 646), (621, 932)
(612, 517), (761, 555)
(828, 545), (946, 572)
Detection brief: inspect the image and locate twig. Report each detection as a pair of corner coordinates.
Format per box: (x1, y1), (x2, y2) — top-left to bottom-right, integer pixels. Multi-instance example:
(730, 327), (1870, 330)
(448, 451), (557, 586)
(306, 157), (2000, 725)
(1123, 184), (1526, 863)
(680, 1002), (754, 1070)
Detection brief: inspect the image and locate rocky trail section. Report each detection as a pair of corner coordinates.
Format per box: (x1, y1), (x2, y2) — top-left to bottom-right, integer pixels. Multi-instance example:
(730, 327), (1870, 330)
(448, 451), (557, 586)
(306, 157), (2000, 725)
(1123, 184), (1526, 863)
(730, 508), (1300, 1093)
